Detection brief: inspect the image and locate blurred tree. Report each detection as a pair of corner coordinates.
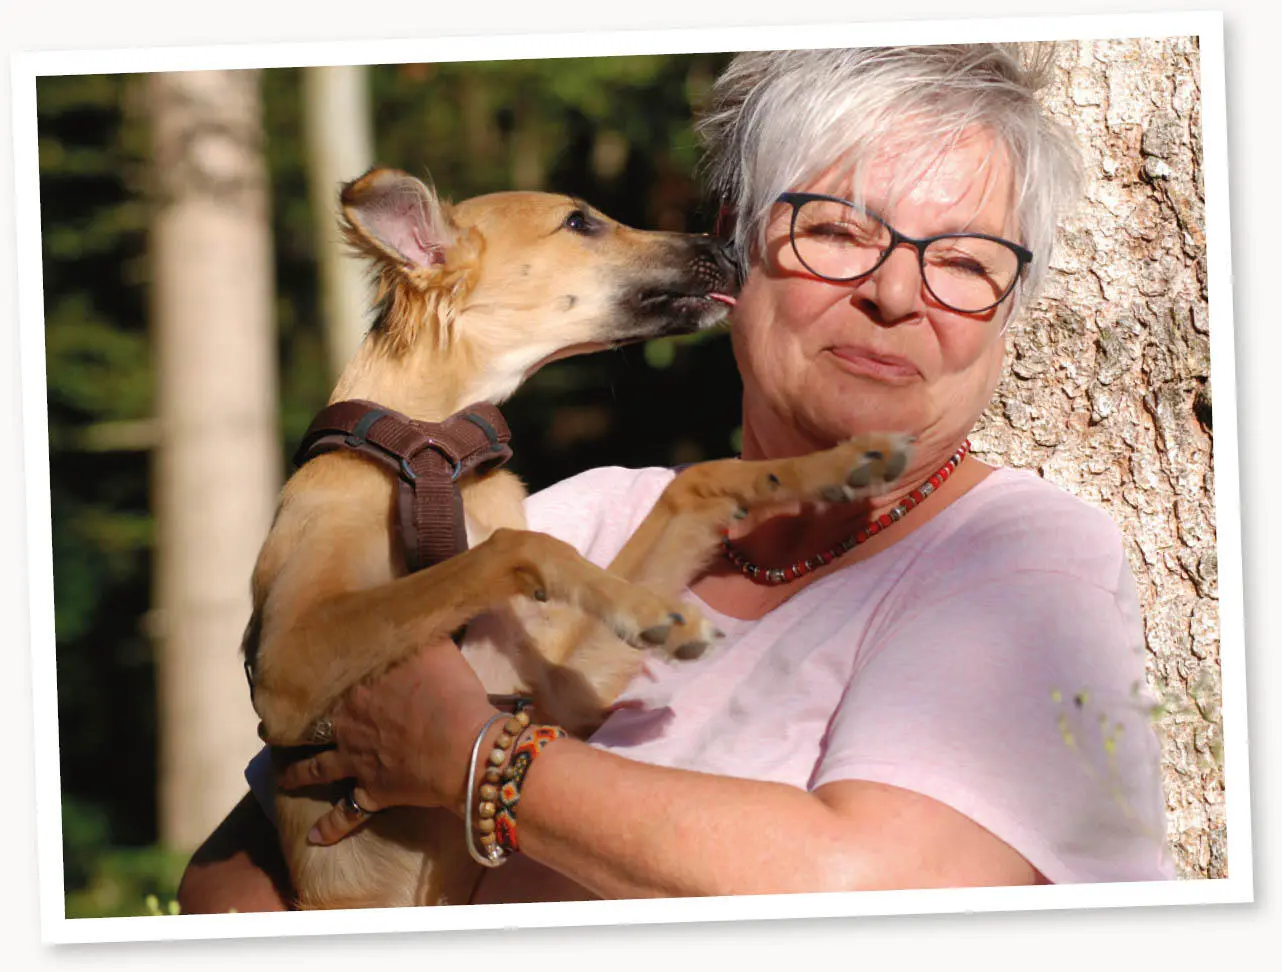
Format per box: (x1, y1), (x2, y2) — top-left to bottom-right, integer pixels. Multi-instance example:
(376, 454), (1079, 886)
(147, 69), (279, 851)
(302, 66), (375, 380)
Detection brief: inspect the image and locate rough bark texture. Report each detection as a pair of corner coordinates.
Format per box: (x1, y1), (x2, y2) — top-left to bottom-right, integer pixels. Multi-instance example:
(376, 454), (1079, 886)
(971, 38), (1221, 878)
(149, 70), (280, 851)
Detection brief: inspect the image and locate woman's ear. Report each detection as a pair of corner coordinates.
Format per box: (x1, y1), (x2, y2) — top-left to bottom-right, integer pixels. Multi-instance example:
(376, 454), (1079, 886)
(713, 202), (737, 241)
(713, 203), (748, 286)
(340, 168), (457, 270)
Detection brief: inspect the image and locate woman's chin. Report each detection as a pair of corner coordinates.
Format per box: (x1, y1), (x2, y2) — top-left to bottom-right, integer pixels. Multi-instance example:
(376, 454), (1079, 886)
(810, 392), (927, 444)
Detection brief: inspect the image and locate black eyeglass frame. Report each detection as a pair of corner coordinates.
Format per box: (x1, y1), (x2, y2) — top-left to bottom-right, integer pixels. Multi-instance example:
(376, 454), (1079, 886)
(775, 191), (1034, 315)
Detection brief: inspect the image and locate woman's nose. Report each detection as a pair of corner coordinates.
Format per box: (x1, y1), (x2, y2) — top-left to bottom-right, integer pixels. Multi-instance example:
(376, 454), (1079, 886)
(858, 244), (924, 323)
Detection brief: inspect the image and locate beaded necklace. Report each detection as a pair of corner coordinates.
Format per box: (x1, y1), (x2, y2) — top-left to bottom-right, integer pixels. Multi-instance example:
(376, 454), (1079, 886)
(720, 440), (971, 585)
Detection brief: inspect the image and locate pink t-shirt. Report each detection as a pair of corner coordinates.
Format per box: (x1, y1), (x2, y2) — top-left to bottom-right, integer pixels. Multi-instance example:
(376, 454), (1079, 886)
(248, 463), (1173, 884)
(520, 464), (1174, 884)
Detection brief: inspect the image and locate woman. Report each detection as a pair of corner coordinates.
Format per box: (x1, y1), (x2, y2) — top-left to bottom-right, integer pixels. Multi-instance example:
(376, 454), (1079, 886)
(179, 44), (1172, 911)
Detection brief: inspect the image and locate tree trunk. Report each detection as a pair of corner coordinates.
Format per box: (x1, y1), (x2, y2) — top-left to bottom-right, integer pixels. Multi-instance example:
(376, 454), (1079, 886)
(972, 38), (1221, 878)
(148, 70), (279, 852)
(302, 66), (375, 380)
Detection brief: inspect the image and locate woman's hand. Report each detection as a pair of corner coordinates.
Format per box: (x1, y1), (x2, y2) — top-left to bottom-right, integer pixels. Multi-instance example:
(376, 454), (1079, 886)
(275, 638), (499, 846)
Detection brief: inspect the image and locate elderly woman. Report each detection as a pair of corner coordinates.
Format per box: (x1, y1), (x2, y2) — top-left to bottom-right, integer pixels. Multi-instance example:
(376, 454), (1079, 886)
(180, 44), (1172, 911)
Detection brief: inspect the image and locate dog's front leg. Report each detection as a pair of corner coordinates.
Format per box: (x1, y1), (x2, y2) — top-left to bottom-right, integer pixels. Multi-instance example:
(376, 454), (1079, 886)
(608, 434), (916, 595)
(528, 435), (915, 725)
(252, 527), (718, 745)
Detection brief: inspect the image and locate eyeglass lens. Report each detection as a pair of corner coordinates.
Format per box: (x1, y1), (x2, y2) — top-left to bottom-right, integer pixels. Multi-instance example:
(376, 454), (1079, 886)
(789, 197), (1021, 313)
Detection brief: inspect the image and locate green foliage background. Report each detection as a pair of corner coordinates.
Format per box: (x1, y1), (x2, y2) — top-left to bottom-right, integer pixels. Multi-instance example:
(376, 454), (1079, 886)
(39, 54), (740, 917)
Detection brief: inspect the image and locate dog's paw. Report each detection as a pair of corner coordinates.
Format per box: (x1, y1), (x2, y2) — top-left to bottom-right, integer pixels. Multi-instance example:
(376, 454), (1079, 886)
(709, 435), (913, 517)
(251, 685), (334, 749)
(606, 598), (723, 661)
(662, 606), (725, 662)
(783, 433), (914, 505)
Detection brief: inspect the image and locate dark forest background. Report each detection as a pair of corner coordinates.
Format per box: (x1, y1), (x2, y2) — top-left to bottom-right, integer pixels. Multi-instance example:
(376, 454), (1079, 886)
(40, 55), (740, 917)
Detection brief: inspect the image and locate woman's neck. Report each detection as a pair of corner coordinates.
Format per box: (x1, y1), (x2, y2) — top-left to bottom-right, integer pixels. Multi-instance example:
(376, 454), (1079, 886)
(693, 427), (994, 621)
(738, 412), (978, 537)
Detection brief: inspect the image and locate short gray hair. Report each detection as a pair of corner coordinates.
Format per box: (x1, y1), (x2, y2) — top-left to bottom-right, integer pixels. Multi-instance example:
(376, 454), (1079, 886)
(697, 44), (1083, 311)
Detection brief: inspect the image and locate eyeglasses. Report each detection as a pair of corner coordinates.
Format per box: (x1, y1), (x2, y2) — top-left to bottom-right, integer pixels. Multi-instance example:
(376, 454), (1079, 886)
(775, 192), (1032, 315)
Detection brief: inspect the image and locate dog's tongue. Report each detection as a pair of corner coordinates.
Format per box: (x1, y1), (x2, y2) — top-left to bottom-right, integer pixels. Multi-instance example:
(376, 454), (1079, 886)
(707, 293), (737, 307)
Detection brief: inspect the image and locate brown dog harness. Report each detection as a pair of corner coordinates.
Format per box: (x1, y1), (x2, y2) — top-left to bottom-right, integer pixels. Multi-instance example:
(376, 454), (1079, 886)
(248, 402), (518, 722)
(293, 400), (513, 573)
(259, 400), (530, 718)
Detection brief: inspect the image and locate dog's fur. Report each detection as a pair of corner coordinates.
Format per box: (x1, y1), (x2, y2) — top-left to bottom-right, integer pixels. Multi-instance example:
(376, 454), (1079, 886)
(244, 168), (911, 909)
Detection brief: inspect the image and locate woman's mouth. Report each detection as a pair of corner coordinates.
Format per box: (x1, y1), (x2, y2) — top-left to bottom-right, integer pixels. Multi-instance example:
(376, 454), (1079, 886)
(827, 346), (920, 382)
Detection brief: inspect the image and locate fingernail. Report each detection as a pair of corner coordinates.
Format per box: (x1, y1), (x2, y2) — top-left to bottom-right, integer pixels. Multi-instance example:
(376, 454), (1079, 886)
(308, 826), (323, 845)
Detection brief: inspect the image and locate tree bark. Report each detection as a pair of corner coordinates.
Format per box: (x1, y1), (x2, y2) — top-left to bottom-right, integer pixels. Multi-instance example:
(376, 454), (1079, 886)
(972, 38), (1221, 878)
(148, 70), (279, 852)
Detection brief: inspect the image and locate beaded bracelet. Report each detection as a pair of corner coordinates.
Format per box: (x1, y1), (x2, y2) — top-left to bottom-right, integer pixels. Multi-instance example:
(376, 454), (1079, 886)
(494, 725), (568, 854)
(464, 708), (530, 867)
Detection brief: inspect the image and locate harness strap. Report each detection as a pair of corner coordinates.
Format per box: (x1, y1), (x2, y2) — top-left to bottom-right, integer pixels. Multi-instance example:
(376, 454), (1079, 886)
(293, 399), (513, 572)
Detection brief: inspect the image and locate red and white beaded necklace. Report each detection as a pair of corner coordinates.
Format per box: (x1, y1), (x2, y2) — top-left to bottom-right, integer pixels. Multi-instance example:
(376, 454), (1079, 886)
(720, 439), (971, 585)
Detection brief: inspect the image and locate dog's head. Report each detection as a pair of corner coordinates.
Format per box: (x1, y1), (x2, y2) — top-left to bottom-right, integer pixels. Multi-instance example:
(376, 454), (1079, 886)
(339, 168), (740, 403)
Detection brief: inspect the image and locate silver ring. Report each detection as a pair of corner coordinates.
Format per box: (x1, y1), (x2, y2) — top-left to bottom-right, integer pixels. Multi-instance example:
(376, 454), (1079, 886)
(309, 717), (336, 745)
(341, 785), (373, 818)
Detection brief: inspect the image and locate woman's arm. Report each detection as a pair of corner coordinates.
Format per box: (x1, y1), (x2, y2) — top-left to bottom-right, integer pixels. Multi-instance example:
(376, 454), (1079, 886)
(176, 792), (294, 913)
(282, 641), (1039, 898)
(471, 738), (1039, 898)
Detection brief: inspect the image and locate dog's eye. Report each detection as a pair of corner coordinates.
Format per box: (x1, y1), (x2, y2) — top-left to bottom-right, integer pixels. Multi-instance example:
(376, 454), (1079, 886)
(564, 210), (592, 234)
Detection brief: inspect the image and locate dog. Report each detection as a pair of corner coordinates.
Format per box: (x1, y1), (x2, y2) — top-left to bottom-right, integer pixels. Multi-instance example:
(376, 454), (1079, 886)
(243, 167), (912, 909)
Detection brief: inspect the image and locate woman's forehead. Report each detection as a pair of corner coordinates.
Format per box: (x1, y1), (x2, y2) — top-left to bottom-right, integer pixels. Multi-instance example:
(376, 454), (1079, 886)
(807, 128), (1019, 237)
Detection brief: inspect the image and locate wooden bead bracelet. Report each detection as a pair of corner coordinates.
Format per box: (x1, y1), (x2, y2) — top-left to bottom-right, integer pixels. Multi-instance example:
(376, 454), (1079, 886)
(464, 706), (566, 866)
(465, 708), (528, 867)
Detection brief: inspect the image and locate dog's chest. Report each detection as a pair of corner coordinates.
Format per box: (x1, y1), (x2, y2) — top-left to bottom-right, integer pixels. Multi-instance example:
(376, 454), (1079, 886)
(458, 468), (528, 547)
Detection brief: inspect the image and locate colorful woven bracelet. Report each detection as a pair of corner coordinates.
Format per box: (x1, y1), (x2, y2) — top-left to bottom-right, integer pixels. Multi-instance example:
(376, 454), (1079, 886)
(494, 725), (568, 854)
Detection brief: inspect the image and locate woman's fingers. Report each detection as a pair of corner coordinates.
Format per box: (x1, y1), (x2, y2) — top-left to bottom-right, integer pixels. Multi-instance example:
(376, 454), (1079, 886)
(276, 748), (349, 791)
(276, 640), (497, 840)
(274, 747), (386, 845)
(307, 789), (380, 846)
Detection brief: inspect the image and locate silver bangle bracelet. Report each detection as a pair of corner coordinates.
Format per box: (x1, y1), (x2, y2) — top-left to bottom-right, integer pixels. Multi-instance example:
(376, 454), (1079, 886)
(465, 712), (509, 868)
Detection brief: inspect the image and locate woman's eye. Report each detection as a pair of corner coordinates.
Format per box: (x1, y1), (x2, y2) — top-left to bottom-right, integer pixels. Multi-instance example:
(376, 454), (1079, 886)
(805, 222), (870, 245)
(564, 210), (591, 233)
(930, 251), (991, 277)
(803, 223), (850, 241)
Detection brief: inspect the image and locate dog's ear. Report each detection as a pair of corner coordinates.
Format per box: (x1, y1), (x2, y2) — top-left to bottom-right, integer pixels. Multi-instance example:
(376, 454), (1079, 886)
(340, 168), (456, 270)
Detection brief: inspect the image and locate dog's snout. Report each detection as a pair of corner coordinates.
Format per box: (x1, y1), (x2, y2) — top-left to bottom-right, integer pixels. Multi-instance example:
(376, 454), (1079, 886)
(691, 235), (743, 294)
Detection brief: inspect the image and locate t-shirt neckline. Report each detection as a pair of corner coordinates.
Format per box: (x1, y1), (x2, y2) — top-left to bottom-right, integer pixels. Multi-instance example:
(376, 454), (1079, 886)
(685, 465), (1018, 625)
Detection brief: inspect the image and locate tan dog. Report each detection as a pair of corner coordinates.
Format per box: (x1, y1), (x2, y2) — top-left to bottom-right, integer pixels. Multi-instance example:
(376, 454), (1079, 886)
(244, 168), (911, 909)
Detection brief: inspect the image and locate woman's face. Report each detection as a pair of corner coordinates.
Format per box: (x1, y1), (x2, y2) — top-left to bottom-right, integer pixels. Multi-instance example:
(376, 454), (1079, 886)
(732, 128), (1019, 463)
